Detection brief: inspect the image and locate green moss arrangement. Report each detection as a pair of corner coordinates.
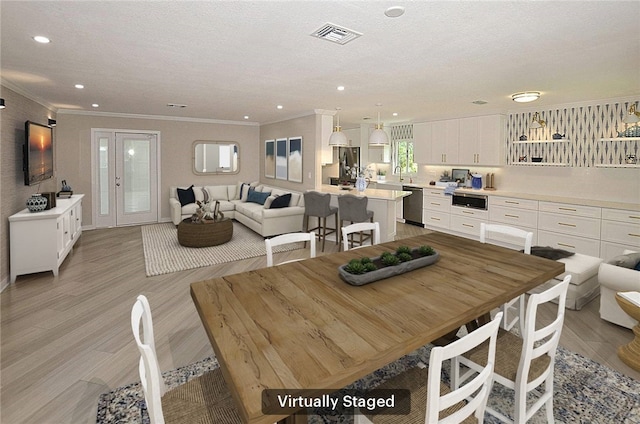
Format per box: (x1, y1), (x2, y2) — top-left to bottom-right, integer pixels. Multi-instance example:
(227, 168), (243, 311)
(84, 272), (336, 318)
(397, 252), (412, 262)
(381, 254), (401, 266)
(363, 262), (378, 272)
(396, 246), (411, 255)
(344, 260), (366, 274)
(418, 245), (435, 256)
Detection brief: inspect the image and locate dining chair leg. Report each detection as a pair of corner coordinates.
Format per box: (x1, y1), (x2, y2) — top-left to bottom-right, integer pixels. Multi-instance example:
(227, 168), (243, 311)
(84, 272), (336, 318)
(321, 216), (327, 252)
(335, 213), (339, 245)
(303, 215), (309, 248)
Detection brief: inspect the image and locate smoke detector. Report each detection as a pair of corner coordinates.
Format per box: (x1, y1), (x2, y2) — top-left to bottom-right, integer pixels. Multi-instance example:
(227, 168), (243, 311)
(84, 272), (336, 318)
(311, 23), (362, 45)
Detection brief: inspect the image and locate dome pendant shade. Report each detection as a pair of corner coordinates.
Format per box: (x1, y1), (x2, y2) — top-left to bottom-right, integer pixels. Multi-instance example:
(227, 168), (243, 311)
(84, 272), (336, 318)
(369, 108), (389, 145)
(329, 126), (349, 146)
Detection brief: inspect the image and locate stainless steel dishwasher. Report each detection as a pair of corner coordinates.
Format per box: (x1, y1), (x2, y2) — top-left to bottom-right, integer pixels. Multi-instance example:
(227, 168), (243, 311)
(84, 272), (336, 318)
(402, 185), (424, 226)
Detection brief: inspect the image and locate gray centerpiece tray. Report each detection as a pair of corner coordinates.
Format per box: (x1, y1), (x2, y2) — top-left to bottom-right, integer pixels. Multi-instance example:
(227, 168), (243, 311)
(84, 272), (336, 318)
(338, 250), (440, 286)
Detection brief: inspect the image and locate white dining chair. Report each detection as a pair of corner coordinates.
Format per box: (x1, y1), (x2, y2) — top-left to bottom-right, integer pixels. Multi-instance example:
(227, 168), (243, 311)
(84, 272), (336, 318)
(355, 312), (503, 424)
(341, 221), (380, 251)
(480, 223), (534, 335)
(452, 275), (571, 424)
(265, 231), (316, 267)
(131, 295), (243, 424)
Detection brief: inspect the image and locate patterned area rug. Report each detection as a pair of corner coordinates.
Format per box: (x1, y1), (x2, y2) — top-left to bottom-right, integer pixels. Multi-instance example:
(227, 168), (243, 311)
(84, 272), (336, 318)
(97, 345), (640, 423)
(141, 221), (302, 276)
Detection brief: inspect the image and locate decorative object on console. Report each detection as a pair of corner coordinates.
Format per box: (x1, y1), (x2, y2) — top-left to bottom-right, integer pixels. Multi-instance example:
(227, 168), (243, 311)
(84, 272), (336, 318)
(519, 134), (528, 141)
(58, 179), (73, 198)
(26, 193), (47, 212)
(42, 192), (56, 210)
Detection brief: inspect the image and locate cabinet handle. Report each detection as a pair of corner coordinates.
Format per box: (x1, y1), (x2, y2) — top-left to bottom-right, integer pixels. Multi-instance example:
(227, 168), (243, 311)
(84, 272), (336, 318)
(462, 210), (474, 214)
(430, 217), (441, 221)
(557, 242), (575, 249)
(629, 215), (640, 220)
(504, 214), (519, 218)
(505, 201), (520, 205)
(558, 207), (577, 212)
(430, 202), (441, 206)
(629, 233), (640, 238)
(558, 222), (576, 227)
(463, 223), (474, 228)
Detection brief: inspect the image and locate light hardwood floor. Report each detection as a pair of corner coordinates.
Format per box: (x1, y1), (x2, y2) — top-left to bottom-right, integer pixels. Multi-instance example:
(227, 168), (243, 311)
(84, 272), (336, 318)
(1, 222), (638, 423)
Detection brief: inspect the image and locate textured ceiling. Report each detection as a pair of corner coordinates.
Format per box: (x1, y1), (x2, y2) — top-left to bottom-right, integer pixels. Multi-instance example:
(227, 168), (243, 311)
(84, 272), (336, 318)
(1, 1), (639, 127)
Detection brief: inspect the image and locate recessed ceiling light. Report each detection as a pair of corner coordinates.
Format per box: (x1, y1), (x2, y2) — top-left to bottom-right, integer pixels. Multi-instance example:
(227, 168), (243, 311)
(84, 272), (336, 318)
(385, 6), (405, 18)
(337, 86), (345, 91)
(277, 105), (283, 110)
(33, 35), (50, 44)
(472, 100), (488, 105)
(244, 115), (249, 120)
(92, 104), (99, 108)
(392, 112), (398, 116)
(511, 92), (541, 103)
(75, 84), (84, 89)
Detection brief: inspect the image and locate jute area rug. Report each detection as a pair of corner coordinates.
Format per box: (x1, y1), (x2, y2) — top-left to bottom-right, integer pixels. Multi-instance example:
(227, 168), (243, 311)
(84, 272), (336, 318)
(141, 221), (302, 276)
(97, 345), (640, 423)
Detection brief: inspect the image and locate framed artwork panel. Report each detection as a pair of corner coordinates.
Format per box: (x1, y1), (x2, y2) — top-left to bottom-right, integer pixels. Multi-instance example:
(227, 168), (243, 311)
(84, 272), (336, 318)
(265, 140), (275, 178)
(287, 136), (302, 183)
(275, 138), (287, 180)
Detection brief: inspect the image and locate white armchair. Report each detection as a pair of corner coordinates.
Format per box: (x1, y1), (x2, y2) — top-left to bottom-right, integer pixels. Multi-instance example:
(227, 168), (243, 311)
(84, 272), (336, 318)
(599, 250), (640, 329)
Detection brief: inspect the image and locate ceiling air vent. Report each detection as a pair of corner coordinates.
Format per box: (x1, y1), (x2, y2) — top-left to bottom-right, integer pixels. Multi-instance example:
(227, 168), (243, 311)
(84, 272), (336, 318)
(311, 23), (362, 45)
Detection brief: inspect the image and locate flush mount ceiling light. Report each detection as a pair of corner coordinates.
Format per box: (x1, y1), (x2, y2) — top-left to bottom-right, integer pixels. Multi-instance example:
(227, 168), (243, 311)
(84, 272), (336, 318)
(622, 102), (640, 124)
(311, 23), (362, 45)
(33, 35), (50, 44)
(329, 107), (349, 146)
(369, 104), (389, 146)
(530, 112), (546, 129)
(512, 91), (541, 103)
(385, 6), (405, 18)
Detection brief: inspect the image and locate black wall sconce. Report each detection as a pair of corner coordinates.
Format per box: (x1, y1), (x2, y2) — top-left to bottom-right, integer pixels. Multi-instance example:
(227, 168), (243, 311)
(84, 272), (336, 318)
(48, 118), (57, 127)
(0, 98), (5, 109)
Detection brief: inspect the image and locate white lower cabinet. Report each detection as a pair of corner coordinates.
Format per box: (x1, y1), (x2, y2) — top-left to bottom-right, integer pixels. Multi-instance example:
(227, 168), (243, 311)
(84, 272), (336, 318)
(600, 207), (640, 259)
(423, 189), (451, 230)
(488, 196), (538, 247)
(10, 195), (84, 282)
(537, 201), (601, 256)
(450, 207), (488, 237)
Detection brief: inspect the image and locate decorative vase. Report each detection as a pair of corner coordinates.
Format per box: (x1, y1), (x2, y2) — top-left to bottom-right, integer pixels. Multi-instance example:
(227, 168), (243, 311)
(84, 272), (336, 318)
(26, 194), (48, 213)
(355, 176), (366, 192)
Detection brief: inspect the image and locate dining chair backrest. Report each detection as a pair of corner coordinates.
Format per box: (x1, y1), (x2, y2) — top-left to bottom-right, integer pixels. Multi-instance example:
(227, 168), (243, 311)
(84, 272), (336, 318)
(131, 295), (166, 424)
(427, 311), (502, 423)
(303, 191), (333, 217)
(341, 222), (380, 251)
(480, 223), (533, 255)
(337, 194), (370, 223)
(265, 232), (316, 267)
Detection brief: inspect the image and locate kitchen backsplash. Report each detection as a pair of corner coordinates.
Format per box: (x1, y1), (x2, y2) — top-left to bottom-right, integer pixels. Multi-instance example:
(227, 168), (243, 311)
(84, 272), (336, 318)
(507, 100), (639, 167)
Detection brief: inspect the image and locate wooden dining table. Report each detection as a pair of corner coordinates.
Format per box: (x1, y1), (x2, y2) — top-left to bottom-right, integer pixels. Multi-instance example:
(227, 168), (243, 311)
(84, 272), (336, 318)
(190, 231), (565, 424)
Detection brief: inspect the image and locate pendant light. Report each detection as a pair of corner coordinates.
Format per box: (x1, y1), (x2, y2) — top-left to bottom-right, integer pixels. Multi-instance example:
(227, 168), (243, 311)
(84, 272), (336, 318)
(369, 103), (389, 146)
(328, 107), (348, 146)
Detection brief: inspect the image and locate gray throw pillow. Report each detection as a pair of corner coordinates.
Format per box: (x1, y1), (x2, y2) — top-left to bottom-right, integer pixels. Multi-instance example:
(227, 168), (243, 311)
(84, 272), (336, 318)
(608, 252), (640, 269)
(529, 246), (575, 260)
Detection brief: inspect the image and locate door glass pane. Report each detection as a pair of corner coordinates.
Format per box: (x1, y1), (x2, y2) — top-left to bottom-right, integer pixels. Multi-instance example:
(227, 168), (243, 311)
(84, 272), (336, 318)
(99, 137), (109, 215)
(123, 138), (151, 213)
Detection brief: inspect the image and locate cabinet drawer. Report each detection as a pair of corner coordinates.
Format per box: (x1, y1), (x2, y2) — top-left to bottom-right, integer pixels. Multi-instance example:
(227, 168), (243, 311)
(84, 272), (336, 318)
(538, 211), (601, 239)
(602, 208), (640, 224)
(423, 189), (447, 198)
(422, 210), (450, 230)
(489, 205), (538, 228)
(601, 220), (640, 247)
(600, 241), (640, 261)
(490, 196), (538, 211)
(424, 197), (451, 212)
(450, 206), (488, 220)
(539, 201), (601, 218)
(537, 230), (600, 257)
(450, 215), (485, 236)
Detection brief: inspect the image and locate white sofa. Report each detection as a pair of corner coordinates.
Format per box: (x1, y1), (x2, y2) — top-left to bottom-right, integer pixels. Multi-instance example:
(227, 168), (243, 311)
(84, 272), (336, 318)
(598, 250), (640, 329)
(169, 183), (305, 237)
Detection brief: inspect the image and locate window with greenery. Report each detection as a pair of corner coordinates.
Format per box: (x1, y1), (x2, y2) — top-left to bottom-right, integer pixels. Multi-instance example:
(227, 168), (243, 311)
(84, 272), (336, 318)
(393, 139), (417, 175)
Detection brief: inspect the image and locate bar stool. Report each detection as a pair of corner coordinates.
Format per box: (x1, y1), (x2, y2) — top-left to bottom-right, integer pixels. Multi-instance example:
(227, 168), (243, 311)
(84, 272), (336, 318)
(338, 194), (374, 251)
(303, 191), (338, 252)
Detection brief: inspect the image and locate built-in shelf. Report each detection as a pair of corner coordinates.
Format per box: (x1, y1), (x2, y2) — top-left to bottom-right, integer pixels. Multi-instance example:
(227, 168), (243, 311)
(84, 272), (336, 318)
(512, 139), (571, 144)
(594, 163), (640, 168)
(599, 137), (640, 142)
(510, 162), (569, 167)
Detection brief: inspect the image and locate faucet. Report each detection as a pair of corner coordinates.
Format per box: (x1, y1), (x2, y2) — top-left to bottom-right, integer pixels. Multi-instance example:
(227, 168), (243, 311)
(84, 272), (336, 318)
(394, 166), (404, 182)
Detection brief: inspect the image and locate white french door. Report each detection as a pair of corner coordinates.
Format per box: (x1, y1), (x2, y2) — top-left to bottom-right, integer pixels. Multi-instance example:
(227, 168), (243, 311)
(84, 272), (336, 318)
(93, 130), (160, 228)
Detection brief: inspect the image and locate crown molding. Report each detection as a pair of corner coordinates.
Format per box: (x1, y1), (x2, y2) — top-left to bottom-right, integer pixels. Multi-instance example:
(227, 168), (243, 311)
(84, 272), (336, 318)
(56, 109), (260, 126)
(261, 110), (318, 126)
(1, 79), (57, 111)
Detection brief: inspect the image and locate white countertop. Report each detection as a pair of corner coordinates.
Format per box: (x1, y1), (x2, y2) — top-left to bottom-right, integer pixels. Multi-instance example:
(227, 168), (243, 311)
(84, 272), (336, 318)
(318, 184), (410, 201)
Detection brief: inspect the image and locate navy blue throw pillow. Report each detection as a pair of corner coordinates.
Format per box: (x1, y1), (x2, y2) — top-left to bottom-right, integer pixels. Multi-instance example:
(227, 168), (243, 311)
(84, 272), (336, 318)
(270, 193), (291, 209)
(247, 188), (271, 205)
(177, 185), (195, 206)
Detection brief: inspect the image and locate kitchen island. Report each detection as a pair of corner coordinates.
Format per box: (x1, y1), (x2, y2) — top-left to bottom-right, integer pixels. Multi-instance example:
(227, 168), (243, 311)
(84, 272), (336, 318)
(317, 184), (411, 242)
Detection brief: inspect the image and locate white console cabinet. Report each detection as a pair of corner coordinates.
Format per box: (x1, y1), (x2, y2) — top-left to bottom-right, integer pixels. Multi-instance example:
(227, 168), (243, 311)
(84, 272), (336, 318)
(10, 195), (84, 282)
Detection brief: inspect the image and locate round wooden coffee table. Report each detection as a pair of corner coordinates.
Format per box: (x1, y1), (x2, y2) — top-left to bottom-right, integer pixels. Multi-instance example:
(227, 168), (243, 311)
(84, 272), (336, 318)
(177, 218), (233, 248)
(615, 292), (640, 372)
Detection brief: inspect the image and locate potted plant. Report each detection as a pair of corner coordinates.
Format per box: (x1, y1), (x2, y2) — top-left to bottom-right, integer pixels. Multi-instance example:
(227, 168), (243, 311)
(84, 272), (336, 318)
(377, 169), (386, 181)
(339, 245), (439, 286)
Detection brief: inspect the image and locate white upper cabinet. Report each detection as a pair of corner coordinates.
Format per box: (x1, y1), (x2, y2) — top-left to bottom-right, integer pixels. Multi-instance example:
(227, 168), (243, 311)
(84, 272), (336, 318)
(414, 114), (505, 166)
(458, 115), (505, 166)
